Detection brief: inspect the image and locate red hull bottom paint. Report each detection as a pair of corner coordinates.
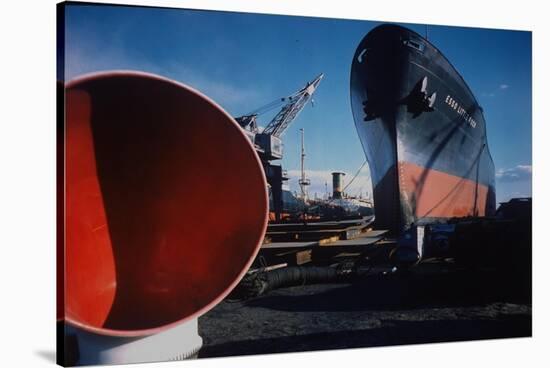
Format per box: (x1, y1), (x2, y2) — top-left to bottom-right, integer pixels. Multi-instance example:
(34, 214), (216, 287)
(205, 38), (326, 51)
(399, 161), (489, 219)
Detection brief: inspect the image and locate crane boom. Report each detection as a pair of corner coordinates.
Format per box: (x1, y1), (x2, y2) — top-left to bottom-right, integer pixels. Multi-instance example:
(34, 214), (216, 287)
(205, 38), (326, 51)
(262, 73), (323, 138)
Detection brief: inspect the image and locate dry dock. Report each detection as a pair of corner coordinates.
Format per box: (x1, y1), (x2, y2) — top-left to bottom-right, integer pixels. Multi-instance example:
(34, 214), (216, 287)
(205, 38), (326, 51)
(198, 258), (531, 357)
(199, 200), (531, 358)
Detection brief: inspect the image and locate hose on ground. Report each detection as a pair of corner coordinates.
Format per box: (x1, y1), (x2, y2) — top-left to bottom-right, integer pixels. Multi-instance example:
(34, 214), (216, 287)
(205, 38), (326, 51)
(228, 265), (355, 301)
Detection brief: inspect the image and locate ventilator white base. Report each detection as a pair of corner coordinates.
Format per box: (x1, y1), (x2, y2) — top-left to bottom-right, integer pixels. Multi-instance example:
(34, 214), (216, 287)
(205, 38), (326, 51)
(66, 318), (202, 365)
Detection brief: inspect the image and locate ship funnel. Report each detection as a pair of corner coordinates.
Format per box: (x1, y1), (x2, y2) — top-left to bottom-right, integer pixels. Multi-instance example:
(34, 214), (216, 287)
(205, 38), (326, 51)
(332, 172), (346, 199)
(62, 71), (268, 337)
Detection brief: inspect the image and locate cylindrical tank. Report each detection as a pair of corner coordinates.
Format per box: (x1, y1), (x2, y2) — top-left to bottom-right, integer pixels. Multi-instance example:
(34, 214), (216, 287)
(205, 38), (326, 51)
(61, 71), (269, 339)
(332, 172), (346, 199)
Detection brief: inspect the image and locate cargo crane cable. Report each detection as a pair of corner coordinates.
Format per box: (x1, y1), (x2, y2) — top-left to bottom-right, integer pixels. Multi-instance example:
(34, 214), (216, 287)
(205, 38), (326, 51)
(262, 73), (324, 138)
(239, 74), (323, 138)
(342, 160), (368, 193)
(245, 97), (288, 117)
(243, 80), (317, 118)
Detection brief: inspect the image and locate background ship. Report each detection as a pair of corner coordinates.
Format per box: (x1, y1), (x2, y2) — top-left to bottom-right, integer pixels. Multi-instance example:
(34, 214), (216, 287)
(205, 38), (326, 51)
(351, 24), (496, 234)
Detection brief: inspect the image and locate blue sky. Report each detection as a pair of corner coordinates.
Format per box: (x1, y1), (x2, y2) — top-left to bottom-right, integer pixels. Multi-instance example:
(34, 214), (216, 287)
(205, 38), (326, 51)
(64, 3), (532, 203)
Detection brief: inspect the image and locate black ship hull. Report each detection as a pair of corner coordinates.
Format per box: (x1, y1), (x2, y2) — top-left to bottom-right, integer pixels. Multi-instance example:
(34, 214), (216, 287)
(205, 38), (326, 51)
(351, 24), (496, 234)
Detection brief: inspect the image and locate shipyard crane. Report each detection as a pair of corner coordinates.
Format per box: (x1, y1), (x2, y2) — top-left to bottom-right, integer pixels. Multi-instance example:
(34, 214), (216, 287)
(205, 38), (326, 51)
(236, 73), (323, 161)
(235, 73), (323, 220)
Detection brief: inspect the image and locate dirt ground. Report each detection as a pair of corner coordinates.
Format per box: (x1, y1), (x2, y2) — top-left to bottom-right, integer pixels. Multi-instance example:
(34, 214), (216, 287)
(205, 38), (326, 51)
(198, 260), (531, 358)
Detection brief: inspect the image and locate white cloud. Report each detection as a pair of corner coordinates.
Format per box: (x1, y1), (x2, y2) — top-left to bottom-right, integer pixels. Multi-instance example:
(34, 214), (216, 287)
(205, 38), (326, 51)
(482, 84), (510, 98)
(496, 164), (532, 183)
(168, 63), (260, 107)
(497, 191), (531, 204)
(65, 41), (261, 111)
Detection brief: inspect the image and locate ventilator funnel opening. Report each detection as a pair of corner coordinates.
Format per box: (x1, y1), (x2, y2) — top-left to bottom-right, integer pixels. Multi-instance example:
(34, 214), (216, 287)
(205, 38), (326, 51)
(64, 71), (268, 336)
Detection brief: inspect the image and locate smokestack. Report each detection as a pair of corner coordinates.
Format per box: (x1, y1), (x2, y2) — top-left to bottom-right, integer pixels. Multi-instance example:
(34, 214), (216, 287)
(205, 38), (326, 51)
(332, 172), (345, 199)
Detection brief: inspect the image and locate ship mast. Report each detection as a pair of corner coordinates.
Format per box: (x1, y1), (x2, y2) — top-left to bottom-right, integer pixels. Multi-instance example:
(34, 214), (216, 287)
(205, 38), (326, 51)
(298, 128), (310, 200)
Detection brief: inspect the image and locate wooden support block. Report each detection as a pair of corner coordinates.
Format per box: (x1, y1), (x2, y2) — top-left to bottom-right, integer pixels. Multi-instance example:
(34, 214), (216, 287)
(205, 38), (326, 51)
(318, 236), (340, 245)
(295, 249), (312, 265)
(272, 249), (312, 266)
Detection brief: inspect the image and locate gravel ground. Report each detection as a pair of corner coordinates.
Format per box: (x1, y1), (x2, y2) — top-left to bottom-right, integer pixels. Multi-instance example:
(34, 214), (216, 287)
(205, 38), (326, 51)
(198, 261), (531, 358)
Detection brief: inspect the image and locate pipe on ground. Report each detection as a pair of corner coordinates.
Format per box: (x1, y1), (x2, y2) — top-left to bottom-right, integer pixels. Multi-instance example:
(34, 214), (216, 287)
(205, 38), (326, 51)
(233, 266), (353, 299)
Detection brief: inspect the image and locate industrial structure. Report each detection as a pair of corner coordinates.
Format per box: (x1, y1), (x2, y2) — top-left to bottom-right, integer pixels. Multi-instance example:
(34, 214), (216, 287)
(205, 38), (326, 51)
(235, 74), (323, 220)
